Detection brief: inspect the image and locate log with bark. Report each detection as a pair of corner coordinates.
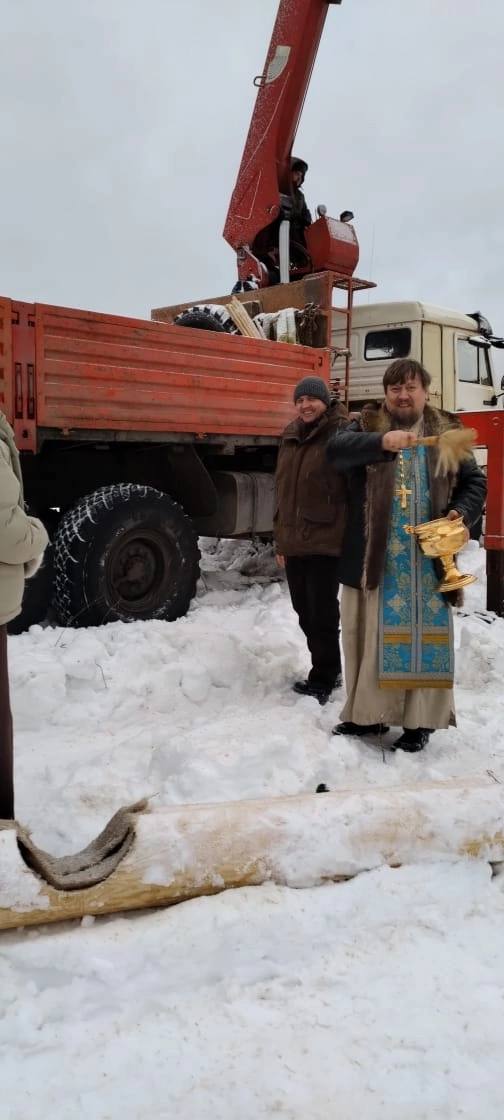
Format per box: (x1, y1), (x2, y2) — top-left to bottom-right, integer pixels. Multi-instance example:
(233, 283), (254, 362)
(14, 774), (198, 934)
(1, 777), (503, 931)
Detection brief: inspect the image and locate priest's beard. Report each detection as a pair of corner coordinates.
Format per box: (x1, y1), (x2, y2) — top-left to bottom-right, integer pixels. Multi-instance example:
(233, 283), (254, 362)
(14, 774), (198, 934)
(386, 405), (423, 429)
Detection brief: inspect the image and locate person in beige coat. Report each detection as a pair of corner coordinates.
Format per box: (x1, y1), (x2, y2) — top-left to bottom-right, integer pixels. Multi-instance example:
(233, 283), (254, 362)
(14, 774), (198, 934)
(0, 413), (48, 819)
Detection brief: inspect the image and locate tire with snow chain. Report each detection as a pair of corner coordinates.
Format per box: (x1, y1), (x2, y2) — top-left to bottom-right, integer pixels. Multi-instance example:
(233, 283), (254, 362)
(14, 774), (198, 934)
(52, 485), (200, 628)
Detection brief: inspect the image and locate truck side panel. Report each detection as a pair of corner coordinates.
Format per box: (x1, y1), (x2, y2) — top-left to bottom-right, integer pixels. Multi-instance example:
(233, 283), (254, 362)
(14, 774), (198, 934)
(33, 303), (328, 444)
(421, 321), (442, 408)
(0, 298), (13, 422)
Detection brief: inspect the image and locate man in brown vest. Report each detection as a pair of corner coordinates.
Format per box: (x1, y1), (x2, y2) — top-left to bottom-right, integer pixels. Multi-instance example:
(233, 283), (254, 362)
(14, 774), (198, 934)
(274, 376), (348, 704)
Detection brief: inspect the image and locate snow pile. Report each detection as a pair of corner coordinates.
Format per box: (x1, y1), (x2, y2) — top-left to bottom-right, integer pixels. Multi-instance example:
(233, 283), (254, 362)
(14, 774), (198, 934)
(9, 539), (503, 856)
(0, 830), (50, 912)
(2, 865), (504, 1119)
(2, 538), (504, 1117)
(199, 535), (280, 584)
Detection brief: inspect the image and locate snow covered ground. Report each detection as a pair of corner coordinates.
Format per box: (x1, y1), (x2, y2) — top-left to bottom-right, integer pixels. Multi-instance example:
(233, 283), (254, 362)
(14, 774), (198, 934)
(2, 539), (504, 1119)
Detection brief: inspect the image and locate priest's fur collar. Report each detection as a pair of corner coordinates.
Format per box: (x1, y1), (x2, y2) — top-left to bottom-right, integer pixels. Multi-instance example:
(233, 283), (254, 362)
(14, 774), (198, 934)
(360, 401), (461, 437)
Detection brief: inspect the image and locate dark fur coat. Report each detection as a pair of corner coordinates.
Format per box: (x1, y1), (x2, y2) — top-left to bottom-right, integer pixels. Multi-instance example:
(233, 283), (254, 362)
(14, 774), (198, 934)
(326, 403), (487, 602)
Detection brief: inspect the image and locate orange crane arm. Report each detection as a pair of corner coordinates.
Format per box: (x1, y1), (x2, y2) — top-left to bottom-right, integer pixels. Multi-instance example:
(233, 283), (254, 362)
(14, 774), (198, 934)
(223, 0), (342, 256)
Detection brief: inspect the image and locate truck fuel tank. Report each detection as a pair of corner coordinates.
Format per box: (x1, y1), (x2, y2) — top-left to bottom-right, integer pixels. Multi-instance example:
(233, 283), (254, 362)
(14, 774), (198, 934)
(195, 471), (275, 538)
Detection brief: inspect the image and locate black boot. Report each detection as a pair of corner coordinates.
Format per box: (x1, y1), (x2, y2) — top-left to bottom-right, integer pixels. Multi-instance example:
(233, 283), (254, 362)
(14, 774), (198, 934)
(392, 728), (433, 752)
(293, 675), (342, 705)
(332, 721), (389, 737)
(293, 680), (330, 704)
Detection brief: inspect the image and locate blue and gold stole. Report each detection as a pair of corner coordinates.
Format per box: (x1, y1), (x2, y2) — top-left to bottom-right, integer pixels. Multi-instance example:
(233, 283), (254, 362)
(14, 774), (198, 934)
(378, 445), (453, 689)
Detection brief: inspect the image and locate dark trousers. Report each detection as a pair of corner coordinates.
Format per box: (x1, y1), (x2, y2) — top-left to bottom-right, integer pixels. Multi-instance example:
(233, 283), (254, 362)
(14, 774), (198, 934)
(285, 556), (341, 690)
(0, 625), (14, 819)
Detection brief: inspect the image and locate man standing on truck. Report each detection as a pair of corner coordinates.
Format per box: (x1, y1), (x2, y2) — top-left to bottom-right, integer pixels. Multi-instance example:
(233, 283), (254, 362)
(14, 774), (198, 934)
(0, 413), (48, 819)
(325, 359), (486, 751)
(274, 375), (348, 705)
(289, 157), (312, 248)
(250, 157), (312, 286)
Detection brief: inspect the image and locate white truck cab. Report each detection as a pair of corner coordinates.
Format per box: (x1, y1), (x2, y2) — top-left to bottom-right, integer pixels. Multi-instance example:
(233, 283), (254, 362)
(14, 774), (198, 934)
(332, 301), (504, 415)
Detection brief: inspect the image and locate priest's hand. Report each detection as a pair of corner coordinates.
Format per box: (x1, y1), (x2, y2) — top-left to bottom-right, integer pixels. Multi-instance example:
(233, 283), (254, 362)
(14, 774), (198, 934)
(382, 430), (417, 452)
(447, 509), (470, 543)
(276, 553), (286, 569)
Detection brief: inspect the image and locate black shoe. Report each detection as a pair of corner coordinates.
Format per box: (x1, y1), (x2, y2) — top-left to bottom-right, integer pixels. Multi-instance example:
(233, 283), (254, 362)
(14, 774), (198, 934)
(392, 728), (433, 752)
(293, 680), (331, 705)
(332, 721), (389, 737)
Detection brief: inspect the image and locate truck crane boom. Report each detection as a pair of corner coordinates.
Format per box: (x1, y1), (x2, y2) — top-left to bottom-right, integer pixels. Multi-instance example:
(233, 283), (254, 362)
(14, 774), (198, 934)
(222, 0), (358, 288)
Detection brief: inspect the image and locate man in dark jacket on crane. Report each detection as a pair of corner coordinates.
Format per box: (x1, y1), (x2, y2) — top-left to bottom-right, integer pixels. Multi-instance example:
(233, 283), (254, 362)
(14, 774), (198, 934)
(289, 157), (312, 247)
(250, 157), (312, 286)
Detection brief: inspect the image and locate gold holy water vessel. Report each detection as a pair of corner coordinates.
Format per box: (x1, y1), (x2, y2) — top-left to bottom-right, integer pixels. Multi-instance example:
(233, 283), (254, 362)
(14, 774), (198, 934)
(405, 516), (477, 592)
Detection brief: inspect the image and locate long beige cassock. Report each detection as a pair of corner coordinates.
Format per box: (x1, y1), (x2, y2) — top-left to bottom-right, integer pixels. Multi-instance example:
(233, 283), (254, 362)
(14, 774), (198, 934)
(339, 586), (454, 730)
(340, 424), (455, 731)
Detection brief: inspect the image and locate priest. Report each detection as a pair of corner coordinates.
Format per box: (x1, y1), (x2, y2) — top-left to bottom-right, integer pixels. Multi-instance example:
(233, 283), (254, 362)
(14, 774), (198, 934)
(326, 359), (486, 752)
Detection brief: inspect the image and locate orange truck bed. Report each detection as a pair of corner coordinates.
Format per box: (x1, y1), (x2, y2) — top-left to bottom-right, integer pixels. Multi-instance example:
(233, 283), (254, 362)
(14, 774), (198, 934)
(0, 297), (330, 454)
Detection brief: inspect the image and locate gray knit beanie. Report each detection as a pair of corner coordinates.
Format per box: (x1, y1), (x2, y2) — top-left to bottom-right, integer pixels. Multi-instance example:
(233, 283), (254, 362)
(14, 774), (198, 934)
(293, 376), (331, 407)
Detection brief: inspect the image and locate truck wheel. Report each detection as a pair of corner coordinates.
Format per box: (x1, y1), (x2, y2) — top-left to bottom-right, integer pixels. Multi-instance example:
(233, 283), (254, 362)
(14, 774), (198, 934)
(52, 485), (200, 628)
(8, 543), (54, 635)
(174, 307), (238, 334)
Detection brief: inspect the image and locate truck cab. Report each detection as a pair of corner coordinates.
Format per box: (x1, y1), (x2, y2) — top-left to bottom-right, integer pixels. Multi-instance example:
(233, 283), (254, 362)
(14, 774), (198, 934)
(332, 301), (502, 415)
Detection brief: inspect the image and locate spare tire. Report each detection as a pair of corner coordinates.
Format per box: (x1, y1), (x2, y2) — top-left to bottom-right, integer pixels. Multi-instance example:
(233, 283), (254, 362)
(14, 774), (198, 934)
(53, 484), (200, 628)
(174, 306), (239, 334)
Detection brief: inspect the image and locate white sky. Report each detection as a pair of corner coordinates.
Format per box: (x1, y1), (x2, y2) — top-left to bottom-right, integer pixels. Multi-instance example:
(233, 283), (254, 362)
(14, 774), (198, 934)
(2, 0), (503, 342)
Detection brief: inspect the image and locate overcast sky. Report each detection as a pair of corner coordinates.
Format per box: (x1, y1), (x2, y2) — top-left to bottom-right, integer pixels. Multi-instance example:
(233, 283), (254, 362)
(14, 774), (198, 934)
(2, 0), (503, 351)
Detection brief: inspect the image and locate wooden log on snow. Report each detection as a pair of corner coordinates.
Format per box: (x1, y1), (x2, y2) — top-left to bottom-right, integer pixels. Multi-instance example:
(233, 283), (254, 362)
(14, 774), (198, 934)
(1, 778), (504, 931)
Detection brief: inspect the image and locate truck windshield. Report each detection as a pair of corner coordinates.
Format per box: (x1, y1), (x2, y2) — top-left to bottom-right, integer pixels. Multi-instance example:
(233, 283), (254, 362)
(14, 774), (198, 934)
(457, 339), (492, 386)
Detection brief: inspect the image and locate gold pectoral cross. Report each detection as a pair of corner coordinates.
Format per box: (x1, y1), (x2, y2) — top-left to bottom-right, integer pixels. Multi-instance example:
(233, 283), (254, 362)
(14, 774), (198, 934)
(395, 481), (412, 510)
(395, 450), (412, 510)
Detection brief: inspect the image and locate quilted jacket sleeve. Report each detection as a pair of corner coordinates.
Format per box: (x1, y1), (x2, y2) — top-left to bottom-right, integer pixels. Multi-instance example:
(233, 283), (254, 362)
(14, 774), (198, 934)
(0, 442), (48, 566)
